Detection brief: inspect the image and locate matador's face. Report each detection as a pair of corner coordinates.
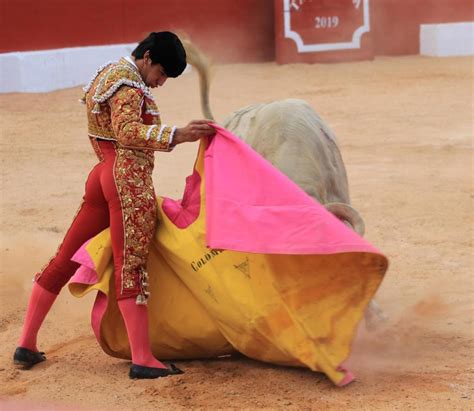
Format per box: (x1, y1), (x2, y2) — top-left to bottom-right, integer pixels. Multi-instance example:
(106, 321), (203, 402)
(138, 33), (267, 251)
(140, 52), (168, 88)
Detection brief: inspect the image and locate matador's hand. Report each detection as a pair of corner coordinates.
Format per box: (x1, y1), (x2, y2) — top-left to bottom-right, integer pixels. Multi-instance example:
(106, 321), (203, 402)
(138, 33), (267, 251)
(173, 120), (216, 146)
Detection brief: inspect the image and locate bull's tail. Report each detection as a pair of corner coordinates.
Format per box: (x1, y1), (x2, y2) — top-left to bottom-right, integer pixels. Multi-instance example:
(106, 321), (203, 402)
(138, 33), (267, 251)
(324, 202), (365, 236)
(181, 38), (215, 121)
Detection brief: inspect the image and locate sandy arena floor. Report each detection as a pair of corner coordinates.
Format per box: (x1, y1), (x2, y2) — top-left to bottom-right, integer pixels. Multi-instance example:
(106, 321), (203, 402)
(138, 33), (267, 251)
(0, 55), (473, 410)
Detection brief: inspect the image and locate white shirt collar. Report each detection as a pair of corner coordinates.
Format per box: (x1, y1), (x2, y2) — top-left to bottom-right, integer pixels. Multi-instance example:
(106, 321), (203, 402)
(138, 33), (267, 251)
(124, 55), (138, 69)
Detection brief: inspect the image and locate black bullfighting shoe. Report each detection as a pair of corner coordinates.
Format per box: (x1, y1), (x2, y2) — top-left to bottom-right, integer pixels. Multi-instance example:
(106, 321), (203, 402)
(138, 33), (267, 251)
(129, 363), (184, 379)
(165, 362), (184, 375)
(13, 347), (46, 369)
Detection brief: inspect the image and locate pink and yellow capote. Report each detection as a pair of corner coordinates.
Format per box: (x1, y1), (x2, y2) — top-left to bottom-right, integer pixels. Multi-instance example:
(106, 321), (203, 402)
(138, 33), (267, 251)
(69, 125), (388, 386)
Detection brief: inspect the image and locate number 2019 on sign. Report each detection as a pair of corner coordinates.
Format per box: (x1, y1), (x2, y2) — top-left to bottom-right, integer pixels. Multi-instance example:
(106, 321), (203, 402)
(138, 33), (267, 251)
(315, 16), (340, 28)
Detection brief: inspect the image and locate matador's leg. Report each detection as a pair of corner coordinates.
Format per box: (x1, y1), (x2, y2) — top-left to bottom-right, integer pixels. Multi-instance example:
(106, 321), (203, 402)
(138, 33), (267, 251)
(102, 146), (173, 374)
(18, 160), (110, 356)
(105, 147), (157, 304)
(35, 165), (110, 294)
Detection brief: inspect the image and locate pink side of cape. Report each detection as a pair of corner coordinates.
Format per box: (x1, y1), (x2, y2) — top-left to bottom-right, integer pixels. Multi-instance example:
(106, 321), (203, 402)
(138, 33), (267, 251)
(204, 125), (381, 255)
(69, 240), (98, 285)
(162, 171), (202, 229)
(69, 241), (107, 341)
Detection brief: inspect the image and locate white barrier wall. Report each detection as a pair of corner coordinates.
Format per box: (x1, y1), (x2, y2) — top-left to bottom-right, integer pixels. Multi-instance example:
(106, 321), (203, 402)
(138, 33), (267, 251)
(420, 22), (474, 57)
(0, 44), (136, 93)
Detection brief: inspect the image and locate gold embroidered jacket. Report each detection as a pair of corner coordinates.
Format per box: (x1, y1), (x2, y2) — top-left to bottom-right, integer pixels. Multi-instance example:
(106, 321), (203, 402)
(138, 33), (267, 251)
(81, 58), (175, 304)
(83, 58), (175, 151)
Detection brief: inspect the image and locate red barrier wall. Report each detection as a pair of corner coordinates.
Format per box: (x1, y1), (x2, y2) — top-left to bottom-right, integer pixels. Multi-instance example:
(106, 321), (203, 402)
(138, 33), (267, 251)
(0, 0), (275, 63)
(372, 0), (474, 55)
(0, 0), (473, 62)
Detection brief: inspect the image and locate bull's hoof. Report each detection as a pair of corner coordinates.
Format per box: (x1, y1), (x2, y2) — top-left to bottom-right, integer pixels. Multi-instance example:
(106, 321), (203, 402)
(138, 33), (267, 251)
(364, 300), (388, 332)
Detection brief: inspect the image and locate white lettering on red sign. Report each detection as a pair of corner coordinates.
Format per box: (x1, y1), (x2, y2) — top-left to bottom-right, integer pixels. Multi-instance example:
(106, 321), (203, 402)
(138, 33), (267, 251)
(290, 0), (305, 11)
(315, 16), (340, 29)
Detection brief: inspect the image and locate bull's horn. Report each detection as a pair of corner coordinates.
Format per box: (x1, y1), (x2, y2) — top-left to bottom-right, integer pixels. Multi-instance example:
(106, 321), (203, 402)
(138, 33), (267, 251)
(324, 202), (365, 236)
(180, 37), (215, 121)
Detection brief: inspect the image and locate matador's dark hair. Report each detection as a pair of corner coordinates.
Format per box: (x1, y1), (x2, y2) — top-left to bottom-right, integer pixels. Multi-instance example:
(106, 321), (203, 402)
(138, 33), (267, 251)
(132, 31), (187, 78)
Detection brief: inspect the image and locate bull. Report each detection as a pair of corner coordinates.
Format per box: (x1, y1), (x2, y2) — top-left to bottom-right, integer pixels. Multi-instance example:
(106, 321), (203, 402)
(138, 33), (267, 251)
(182, 40), (386, 329)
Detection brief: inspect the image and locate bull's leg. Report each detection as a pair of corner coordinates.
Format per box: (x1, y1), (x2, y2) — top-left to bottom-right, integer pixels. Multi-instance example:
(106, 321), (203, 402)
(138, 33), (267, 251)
(364, 299), (388, 331)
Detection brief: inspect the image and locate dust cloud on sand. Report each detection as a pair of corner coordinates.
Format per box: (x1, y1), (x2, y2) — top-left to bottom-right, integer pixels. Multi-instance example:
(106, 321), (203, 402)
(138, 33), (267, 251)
(0, 55), (473, 410)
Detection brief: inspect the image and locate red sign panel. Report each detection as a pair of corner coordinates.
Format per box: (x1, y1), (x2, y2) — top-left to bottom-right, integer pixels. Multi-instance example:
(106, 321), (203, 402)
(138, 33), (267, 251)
(285, 0), (369, 52)
(275, 0), (374, 63)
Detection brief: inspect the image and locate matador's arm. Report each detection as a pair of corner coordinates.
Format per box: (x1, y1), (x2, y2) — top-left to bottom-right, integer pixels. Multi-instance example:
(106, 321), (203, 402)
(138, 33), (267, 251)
(109, 86), (176, 151)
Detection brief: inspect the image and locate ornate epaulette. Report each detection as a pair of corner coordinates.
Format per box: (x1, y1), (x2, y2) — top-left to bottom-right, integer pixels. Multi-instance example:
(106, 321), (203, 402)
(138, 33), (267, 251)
(81, 60), (155, 113)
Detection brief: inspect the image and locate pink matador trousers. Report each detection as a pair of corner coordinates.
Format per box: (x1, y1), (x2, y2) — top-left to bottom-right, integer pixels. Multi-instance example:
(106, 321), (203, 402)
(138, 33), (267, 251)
(35, 139), (157, 302)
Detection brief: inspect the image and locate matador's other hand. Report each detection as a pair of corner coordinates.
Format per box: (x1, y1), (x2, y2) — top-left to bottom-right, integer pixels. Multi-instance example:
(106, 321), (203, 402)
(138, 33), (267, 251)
(173, 120), (216, 146)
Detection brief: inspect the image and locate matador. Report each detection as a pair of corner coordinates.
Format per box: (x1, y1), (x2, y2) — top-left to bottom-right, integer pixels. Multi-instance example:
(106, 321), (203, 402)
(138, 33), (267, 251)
(14, 32), (215, 379)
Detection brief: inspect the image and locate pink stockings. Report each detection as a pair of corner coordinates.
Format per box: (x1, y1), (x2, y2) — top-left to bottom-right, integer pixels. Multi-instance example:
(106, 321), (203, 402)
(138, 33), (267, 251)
(18, 283), (165, 368)
(18, 282), (57, 352)
(117, 298), (167, 368)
